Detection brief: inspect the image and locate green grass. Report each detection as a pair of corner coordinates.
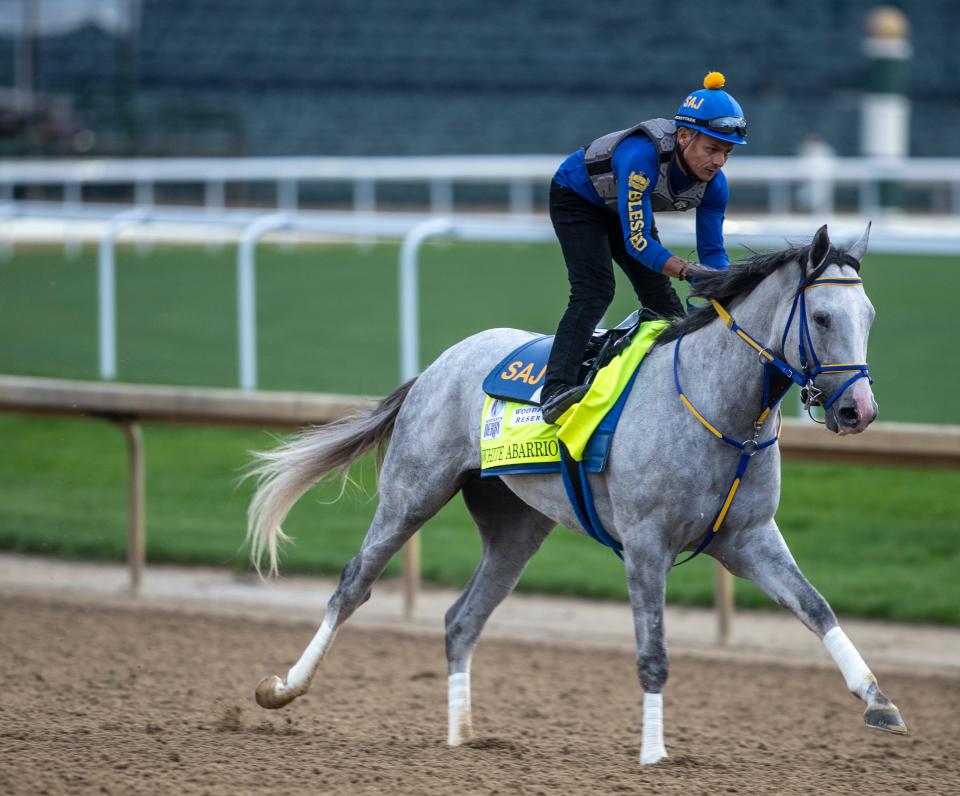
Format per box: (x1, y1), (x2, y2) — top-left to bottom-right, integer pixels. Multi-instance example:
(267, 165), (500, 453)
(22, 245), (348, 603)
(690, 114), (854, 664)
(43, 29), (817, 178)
(1, 415), (957, 623)
(1, 242), (958, 623)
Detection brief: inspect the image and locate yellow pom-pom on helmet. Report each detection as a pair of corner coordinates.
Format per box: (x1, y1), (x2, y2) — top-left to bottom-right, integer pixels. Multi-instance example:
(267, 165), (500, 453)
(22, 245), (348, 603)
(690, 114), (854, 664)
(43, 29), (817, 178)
(703, 71), (726, 90)
(674, 71), (747, 145)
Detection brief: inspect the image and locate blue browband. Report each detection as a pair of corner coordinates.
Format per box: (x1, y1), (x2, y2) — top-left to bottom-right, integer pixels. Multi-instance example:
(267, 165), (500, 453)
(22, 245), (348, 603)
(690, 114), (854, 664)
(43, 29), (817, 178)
(674, 271), (870, 565)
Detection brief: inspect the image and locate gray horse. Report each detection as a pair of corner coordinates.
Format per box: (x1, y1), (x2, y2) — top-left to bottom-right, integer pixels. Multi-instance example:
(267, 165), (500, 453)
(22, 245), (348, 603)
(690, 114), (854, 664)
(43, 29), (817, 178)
(247, 224), (906, 765)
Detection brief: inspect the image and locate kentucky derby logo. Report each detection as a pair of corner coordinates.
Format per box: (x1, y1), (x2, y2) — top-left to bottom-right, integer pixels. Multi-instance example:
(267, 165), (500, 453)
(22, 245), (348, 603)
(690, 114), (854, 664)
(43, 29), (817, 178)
(482, 399), (506, 440)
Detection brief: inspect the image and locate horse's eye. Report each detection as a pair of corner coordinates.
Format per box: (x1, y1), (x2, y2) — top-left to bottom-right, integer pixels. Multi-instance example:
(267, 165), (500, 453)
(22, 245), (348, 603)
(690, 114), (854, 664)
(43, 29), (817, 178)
(812, 311), (831, 328)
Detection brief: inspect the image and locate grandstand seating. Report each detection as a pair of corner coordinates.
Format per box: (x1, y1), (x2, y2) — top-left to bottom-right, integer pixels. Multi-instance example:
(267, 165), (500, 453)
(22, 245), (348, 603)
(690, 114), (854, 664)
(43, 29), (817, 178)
(0, 0), (955, 157)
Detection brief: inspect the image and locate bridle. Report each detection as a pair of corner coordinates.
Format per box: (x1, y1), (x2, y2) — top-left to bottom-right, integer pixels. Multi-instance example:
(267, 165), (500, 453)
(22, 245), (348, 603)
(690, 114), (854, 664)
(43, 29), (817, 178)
(673, 256), (871, 564)
(782, 262), (872, 420)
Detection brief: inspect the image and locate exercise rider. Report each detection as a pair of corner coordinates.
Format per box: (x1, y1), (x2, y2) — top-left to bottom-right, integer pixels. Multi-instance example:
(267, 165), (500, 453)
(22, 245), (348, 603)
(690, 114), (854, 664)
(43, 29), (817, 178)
(540, 71), (747, 424)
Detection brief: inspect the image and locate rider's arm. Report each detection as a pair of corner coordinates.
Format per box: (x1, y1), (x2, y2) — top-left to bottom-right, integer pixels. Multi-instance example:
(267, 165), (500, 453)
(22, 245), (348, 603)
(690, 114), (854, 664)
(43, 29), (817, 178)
(613, 141), (674, 273)
(695, 171), (730, 269)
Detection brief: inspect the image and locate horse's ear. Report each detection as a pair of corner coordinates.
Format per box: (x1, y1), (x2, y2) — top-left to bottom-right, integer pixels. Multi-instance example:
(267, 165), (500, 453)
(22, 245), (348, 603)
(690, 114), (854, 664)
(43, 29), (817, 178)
(847, 221), (872, 265)
(808, 225), (831, 274)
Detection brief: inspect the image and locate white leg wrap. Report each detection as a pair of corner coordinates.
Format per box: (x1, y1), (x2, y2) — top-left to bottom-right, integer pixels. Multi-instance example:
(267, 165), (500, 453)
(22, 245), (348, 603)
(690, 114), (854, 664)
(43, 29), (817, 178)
(286, 615), (337, 693)
(823, 626), (873, 699)
(447, 671), (472, 747)
(640, 692), (667, 765)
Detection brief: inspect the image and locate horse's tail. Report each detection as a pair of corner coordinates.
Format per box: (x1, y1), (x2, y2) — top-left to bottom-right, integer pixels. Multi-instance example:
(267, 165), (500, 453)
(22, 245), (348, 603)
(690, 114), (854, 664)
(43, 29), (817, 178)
(245, 378), (417, 576)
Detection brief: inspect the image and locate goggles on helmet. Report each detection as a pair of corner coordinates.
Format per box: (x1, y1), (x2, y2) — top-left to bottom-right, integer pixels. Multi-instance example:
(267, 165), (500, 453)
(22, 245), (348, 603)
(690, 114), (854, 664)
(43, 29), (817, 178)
(675, 114), (748, 140)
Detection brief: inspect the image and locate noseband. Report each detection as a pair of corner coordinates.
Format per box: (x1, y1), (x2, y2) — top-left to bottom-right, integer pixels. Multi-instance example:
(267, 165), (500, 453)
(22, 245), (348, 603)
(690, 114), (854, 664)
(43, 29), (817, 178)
(672, 261), (870, 564)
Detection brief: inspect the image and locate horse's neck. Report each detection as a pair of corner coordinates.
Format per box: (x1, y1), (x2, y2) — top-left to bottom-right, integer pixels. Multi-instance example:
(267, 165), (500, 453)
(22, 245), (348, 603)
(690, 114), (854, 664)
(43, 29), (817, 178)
(681, 269), (793, 438)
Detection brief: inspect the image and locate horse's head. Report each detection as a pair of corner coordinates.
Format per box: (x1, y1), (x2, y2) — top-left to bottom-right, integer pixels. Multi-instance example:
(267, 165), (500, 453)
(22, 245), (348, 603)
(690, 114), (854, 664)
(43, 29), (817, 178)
(776, 224), (877, 435)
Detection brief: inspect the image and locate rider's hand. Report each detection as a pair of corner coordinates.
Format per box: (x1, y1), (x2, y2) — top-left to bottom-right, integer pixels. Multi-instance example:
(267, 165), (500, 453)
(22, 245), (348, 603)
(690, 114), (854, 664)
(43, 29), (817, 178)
(663, 256), (695, 280)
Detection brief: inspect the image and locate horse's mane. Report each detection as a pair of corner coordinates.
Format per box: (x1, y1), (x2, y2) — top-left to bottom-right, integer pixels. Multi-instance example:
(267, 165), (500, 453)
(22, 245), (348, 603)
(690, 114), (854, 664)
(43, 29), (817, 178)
(654, 244), (811, 346)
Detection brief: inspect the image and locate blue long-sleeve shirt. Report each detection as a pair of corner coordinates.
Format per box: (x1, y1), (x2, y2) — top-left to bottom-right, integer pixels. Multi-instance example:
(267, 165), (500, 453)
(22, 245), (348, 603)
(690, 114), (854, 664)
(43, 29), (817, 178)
(553, 134), (729, 272)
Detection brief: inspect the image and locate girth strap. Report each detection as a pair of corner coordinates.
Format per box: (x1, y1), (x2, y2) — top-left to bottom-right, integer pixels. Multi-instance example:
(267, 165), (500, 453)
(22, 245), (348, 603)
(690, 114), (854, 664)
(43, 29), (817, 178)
(559, 441), (624, 559)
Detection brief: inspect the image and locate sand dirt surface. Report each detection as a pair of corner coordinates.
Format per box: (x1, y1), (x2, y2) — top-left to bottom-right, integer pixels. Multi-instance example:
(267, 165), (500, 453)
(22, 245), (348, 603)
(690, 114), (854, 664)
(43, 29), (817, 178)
(2, 593), (959, 796)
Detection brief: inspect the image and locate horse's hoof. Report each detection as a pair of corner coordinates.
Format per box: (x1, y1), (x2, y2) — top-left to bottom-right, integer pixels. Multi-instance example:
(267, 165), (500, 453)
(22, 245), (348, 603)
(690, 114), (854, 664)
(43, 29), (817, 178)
(255, 675), (298, 709)
(864, 702), (908, 735)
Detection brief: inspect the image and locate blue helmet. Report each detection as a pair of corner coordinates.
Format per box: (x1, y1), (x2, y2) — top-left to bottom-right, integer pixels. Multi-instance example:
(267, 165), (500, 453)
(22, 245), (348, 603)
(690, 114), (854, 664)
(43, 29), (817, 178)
(674, 72), (747, 145)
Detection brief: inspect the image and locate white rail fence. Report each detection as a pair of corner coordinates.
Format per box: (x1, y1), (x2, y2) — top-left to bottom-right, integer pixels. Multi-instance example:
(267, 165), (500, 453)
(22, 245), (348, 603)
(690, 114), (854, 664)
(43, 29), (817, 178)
(2, 375), (956, 638)
(3, 202), (960, 390)
(4, 154), (960, 216)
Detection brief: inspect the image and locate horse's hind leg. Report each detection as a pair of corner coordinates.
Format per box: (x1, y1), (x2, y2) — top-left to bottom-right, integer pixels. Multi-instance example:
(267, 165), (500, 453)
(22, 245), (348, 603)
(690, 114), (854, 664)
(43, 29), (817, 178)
(445, 475), (555, 746)
(712, 521), (907, 735)
(256, 452), (467, 710)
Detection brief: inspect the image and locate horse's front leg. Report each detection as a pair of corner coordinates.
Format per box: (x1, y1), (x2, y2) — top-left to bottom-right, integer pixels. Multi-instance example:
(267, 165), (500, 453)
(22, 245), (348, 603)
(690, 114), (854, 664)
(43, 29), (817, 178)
(712, 522), (907, 735)
(623, 539), (674, 765)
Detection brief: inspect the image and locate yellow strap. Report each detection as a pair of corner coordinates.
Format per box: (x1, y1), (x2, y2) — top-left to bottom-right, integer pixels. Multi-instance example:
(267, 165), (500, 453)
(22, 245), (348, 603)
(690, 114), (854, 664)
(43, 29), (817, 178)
(736, 329), (773, 360)
(679, 394), (723, 439)
(713, 478), (741, 532)
(713, 299), (772, 361)
(805, 277), (863, 289)
(710, 298), (734, 327)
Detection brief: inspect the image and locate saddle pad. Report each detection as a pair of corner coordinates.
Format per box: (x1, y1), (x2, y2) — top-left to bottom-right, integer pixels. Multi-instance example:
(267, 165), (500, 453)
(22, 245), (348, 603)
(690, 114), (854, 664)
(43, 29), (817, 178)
(481, 335), (552, 404)
(479, 397), (611, 475)
(480, 320), (668, 475)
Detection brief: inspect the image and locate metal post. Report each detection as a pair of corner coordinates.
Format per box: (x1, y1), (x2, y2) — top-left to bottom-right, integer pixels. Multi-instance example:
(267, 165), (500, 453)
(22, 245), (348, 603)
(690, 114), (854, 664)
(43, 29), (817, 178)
(121, 419), (146, 596)
(278, 179), (298, 212)
(63, 181), (82, 259)
(769, 181), (790, 215)
(204, 178), (226, 254)
(508, 180), (534, 216)
(0, 203), (17, 260)
(134, 181), (155, 256)
(354, 179), (376, 248)
(397, 217), (454, 618)
(799, 138), (835, 216)
(399, 217), (455, 381)
(714, 562), (733, 645)
(429, 179), (454, 215)
(98, 207), (151, 381)
(403, 534), (421, 620)
(237, 213), (292, 390)
(859, 179), (881, 215)
(277, 179), (299, 250)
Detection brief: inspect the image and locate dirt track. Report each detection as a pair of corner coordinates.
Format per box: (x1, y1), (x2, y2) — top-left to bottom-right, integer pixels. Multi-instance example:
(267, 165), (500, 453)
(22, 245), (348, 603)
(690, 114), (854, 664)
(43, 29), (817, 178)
(2, 594), (958, 796)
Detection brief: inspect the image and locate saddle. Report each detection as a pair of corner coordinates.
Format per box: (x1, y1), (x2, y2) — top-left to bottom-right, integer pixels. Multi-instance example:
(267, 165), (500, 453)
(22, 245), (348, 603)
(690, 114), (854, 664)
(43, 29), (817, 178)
(483, 308), (661, 405)
(479, 314), (670, 557)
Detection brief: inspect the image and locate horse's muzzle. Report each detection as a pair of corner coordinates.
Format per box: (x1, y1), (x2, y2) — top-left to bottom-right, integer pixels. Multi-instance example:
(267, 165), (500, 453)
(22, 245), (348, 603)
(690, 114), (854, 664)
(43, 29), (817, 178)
(828, 381), (878, 435)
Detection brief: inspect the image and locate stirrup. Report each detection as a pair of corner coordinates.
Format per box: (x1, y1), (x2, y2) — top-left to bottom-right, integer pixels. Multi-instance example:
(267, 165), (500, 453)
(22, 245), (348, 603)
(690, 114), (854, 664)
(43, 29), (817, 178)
(540, 384), (589, 425)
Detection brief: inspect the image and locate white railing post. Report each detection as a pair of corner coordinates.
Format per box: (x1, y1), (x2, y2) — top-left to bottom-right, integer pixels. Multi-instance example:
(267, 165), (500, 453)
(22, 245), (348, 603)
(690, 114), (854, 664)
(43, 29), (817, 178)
(0, 202), (17, 260)
(134, 180), (155, 256)
(63, 180), (82, 259)
(278, 178), (298, 212)
(204, 176), (227, 254)
(508, 179), (534, 216)
(769, 181), (790, 215)
(237, 213), (293, 390)
(398, 217), (455, 381)
(429, 178), (454, 215)
(98, 207), (152, 381)
(353, 178), (377, 248)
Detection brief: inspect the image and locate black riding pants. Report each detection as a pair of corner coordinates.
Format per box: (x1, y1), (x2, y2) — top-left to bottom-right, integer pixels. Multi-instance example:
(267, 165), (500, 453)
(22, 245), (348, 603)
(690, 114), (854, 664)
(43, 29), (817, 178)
(544, 181), (684, 395)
